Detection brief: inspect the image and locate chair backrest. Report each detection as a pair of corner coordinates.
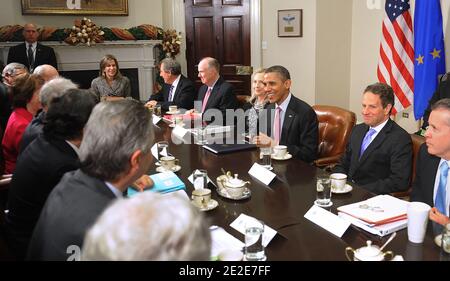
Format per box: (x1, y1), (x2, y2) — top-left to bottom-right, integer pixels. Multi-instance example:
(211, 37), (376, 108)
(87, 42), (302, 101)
(312, 105), (356, 167)
(410, 134), (425, 183)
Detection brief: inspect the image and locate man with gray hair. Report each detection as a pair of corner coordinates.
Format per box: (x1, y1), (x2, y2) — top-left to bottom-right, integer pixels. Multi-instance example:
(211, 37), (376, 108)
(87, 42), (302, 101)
(82, 192), (211, 261)
(33, 64), (58, 82)
(19, 77), (77, 153)
(7, 23), (57, 72)
(27, 99), (155, 261)
(146, 57), (196, 111)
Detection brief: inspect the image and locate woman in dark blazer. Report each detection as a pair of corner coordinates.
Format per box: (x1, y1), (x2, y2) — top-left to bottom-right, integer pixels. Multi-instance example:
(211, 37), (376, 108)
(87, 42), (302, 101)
(90, 54), (130, 100)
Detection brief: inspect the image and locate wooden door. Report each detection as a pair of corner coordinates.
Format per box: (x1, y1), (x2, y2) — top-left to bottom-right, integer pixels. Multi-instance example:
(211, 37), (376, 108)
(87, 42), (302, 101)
(185, 0), (251, 96)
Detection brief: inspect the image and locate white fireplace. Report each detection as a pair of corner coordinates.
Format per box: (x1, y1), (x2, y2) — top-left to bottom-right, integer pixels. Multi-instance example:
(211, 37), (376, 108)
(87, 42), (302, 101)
(0, 40), (162, 101)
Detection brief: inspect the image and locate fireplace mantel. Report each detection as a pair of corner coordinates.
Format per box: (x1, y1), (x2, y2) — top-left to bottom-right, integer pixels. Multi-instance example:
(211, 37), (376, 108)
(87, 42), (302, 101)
(0, 40), (162, 101)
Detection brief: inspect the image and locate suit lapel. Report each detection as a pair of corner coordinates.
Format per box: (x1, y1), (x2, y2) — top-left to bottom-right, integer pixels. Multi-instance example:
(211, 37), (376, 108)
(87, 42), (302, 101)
(206, 78), (223, 110)
(172, 79), (182, 102)
(280, 101), (295, 143)
(358, 119), (393, 164)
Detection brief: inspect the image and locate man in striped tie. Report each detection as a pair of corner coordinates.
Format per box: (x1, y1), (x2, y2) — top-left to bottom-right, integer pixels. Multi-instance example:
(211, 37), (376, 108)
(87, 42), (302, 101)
(253, 65), (318, 163)
(333, 83), (412, 194)
(412, 99), (450, 226)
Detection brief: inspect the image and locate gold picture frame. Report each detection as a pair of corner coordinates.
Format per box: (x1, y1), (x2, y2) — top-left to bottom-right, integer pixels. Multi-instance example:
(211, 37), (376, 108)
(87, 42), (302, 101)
(21, 0), (128, 16)
(278, 9), (303, 37)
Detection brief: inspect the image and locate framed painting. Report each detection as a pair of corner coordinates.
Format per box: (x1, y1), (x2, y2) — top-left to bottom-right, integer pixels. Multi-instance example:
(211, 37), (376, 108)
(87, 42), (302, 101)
(278, 9), (303, 37)
(21, 0), (128, 16)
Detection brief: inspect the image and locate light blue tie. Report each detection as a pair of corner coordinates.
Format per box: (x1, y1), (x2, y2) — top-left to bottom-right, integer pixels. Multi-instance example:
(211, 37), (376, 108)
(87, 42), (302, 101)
(359, 128), (376, 159)
(435, 161), (448, 214)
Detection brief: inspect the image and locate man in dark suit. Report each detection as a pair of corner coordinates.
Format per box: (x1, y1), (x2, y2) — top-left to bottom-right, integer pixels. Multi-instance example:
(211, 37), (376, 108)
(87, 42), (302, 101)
(27, 99), (155, 261)
(253, 65), (318, 163)
(420, 72), (450, 131)
(195, 57), (237, 123)
(411, 98), (450, 225)
(146, 58), (195, 111)
(7, 23), (58, 73)
(333, 83), (412, 194)
(5, 89), (97, 260)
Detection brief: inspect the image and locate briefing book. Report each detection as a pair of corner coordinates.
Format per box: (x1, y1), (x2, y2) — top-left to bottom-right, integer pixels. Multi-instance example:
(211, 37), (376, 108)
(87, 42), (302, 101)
(202, 143), (257, 154)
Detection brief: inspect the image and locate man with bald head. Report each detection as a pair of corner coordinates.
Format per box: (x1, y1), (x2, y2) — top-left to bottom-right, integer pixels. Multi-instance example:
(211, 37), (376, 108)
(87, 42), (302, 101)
(33, 64), (58, 82)
(7, 23), (57, 72)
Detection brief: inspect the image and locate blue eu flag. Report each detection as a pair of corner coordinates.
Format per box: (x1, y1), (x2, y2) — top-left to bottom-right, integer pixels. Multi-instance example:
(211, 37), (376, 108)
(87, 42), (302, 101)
(414, 0), (446, 120)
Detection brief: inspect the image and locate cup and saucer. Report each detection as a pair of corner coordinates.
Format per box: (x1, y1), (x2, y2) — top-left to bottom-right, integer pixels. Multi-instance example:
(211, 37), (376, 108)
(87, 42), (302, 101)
(193, 199), (218, 211)
(166, 110), (181, 115)
(435, 234), (442, 247)
(331, 184), (353, 194)
(271, 153), (292, 160)
(156, 165), (181, 173)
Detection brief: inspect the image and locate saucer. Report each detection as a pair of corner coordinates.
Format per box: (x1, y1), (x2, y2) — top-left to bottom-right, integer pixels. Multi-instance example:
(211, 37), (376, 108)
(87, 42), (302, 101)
(435, 234), (442, 247)
(271, 153), (293, 160)
(332, 184), (353, 194)
(169, 123), (185, 128)
(156, 165), (181, 173)
(166, 110), (181, 115)
(314, 200), (333, 208)
(217, 187), (251, 200)
(193, 199), (218, 211)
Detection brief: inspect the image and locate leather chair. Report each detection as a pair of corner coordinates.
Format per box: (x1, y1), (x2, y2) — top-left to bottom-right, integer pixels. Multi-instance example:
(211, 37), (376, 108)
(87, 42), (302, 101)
(312, 105), (356, 168)
(391, 134), (425, 200)
(236, 95), (249, 109)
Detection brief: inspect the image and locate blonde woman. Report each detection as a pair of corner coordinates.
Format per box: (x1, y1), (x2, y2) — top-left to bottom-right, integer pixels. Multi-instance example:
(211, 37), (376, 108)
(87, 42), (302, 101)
(246, 69), (267, 139)
(91, 54), (131, 100)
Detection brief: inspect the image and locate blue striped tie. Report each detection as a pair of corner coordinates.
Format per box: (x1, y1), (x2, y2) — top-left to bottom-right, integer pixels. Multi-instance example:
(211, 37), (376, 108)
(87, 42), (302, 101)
(359, 128), (376, 159)
(435, 161), (448, 214)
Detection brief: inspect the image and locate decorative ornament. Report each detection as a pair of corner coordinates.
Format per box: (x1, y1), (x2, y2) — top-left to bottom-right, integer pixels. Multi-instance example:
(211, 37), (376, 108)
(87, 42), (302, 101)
(65, 18), (104, 46)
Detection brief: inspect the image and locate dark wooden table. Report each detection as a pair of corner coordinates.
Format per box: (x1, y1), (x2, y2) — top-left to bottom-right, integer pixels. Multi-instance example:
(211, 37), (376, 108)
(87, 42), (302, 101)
(152, 122), (444, 261)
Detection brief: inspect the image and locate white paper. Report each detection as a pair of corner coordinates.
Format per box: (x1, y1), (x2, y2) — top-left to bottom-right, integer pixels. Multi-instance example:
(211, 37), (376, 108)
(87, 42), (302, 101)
(152, 115), (162, 125)
(187, 173), (212, 190)
(338, 212), (407, 237)
(230, 214), (277, 247)
(172, 125), (188, 139)
(248, 163), (276, 185)
(163, 189), (189, 201)
(210, 226), (245, 259)
(304, 205), (350, 238)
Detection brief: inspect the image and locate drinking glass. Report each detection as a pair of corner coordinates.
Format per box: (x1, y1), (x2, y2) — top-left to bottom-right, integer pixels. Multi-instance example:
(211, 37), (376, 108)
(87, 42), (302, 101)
(315, 176), (332, 207)
(260, 147), (272, 169)
(193, 169), (208, 190)
(154, 104), (162, 117)
(195, 126), (208, 145)
(157, 141), (169, 162)
(244, 218), (266, 261)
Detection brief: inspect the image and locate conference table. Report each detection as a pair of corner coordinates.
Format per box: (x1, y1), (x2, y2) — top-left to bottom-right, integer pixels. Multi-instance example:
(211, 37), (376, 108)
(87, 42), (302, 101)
(152, 121), (444, 261)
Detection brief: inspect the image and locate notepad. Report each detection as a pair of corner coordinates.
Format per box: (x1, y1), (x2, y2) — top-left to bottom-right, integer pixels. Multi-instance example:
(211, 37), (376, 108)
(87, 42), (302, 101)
(127, 171), (185, 196)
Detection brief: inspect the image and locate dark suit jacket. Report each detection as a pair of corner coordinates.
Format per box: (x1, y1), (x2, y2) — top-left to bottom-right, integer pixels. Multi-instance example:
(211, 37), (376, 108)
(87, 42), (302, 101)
(5, 135), (79, 259)
(422, 74), (450, 129)
(7, 43), (58, 71)
(149, 75), (196, 111)
(333, 119), (412, 194)
(263, 96), (318, 163)
(19, 110), (45, 154)
(27, 169), (116, 261)
(197, 77), (237, 122)
(410, 144), (441, 207)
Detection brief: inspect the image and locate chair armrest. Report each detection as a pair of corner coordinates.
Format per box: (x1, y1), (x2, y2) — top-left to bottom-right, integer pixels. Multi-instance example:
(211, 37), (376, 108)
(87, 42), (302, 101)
(314, 155), (341, 167)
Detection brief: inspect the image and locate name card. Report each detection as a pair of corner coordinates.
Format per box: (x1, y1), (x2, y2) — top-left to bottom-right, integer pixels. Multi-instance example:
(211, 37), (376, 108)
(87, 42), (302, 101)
(230, 214), (277, 247)
(151, 143), (168, 160)
(152, 115), (162, 125)
(172, 125), (188, 139)
(187, 173), (213, 190)
(248, 163), (276, 185)
(304, 205), (350, 238)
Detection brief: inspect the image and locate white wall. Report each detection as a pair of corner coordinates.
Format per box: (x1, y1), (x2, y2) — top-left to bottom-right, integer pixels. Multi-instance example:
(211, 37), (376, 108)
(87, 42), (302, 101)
(261, 0), (317, 105)
(315, 0), (353, 108)
(0, 0), (163, 30)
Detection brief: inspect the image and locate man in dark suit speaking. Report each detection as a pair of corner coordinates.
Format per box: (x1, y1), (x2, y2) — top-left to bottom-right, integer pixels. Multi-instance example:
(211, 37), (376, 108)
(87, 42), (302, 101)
(146, 58), (195, 111)
(253, 65), (318, 163)
(333, 83), (412, 194)
(411, 98), (450, 225)
(7, 23), (58, 73)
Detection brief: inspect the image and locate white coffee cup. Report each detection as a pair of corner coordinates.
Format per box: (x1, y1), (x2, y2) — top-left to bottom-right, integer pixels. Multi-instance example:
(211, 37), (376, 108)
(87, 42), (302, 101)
(169, 105), (178, 112)
(330, 173), (347, 191)
(407, 202), (431, 244)
(273, 145), (287, 158)
(191, 188), (211, 207)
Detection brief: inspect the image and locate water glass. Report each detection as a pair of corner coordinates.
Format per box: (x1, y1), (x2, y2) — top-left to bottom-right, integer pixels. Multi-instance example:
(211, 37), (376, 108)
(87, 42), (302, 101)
(441, 224), (450, 257)
(196, 126), (208, 145)
(315, 176), (332, 207)
(157, 141), (169, 161)
(260, 147), (272, 169)
(154, 104), (162, 117)
(193, 169), (208, 190)
(244, 218), (266, 261)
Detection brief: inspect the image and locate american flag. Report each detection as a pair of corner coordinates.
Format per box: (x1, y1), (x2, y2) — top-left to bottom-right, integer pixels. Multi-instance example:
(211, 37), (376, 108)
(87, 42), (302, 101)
(377, 0), (414, 114)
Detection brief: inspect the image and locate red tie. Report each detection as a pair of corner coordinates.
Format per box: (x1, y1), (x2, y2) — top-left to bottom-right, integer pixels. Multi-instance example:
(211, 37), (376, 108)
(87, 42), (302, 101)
(201, 87), (212, 113)
(273, 106), (282, 144)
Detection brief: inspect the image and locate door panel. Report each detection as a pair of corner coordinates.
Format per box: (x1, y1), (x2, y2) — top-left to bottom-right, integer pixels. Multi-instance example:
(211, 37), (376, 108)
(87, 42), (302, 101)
(185, 0), (251, 96)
